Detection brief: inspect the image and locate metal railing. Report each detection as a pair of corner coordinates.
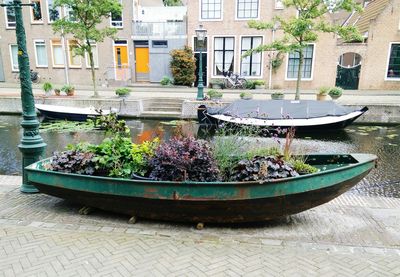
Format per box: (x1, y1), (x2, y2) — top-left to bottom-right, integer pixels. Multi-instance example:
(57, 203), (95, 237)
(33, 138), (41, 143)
(133, 21), (186, 38)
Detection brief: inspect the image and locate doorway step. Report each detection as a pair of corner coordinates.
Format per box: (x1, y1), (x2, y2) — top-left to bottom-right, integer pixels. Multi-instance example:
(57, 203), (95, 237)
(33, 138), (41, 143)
(140, 98), (184, 119)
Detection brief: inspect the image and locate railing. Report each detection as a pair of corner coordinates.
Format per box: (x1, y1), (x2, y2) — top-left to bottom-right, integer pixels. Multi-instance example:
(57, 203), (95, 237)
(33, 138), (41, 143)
(133, 21), (186, 38)
(104, 66), (132, 84)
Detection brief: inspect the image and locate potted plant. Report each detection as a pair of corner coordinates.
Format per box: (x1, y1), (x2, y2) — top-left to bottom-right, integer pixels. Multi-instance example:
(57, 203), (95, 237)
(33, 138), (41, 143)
(207, 89), (223, 100)
(61, 84), (75, 96)
(54, 88), (61, 96)
(240, 92), (253, 100)
(209, 79), (224, 89)
(271, 91), (284, 100)
(328, 87), (343, 100)
(160, 76), (172, 86)
(115, 87), (131, 97)
(317, 86), (329, 101)
(42, 82), (53, 96)
(254, 80), (265, 89)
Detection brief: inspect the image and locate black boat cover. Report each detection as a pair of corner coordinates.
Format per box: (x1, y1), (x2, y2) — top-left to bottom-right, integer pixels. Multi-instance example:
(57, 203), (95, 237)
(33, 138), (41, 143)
(207, 100), (355, 119)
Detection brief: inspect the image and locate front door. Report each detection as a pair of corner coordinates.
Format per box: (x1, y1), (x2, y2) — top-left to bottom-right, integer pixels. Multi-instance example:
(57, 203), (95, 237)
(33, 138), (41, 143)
(114, 43), (128, 81)
(135, 47), (149, 82)
(335, 52), (361, 90)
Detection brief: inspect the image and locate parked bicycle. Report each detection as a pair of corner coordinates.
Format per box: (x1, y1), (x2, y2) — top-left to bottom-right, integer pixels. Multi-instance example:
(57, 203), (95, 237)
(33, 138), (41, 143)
(222, 71), (247, 89)
(14, 69), (41, 84)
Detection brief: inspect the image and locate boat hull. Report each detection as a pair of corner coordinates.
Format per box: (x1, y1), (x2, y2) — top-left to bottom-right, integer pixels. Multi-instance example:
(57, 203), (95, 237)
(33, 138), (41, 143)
(35, 104), (111, 121)
(26, 154), (376, 223)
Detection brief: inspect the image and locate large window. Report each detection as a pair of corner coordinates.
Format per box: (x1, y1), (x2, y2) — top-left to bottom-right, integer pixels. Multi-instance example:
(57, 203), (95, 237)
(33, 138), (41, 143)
(85, 44), (99, 68)
(9, 44), (18, 71)
(214, 37), (234, 76)
(34, 40), (48, 67)
(237, 0), (259, 19)
(111, 0), (123, 28)
(275, 0), (284, 9)
(31, 0), (43, 23)
(4, 0), (16, 28)
(68, 40), (81, 67)
(47, 0), (60, 23)
(387, 44), (400, 79)
(50, 39), (64, 67)
(201, 0), (222, 20)
(241, 36), (262, 76)
(287, 45), (314, 79)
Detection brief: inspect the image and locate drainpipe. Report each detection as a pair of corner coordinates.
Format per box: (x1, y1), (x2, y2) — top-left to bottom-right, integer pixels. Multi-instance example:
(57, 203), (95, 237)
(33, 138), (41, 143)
(268, 27), (275, 90)
(61, 28), (69, 84)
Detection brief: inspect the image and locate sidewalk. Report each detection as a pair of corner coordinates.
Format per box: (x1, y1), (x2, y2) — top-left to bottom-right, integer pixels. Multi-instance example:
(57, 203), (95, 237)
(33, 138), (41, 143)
(1, 82), (400, 106)
(1, 175), (400, 276)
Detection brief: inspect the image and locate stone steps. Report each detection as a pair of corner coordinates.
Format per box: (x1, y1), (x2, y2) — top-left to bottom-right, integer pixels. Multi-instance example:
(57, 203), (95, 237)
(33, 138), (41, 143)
(140, 111), (182, 119)
(140, 98), (184, 118)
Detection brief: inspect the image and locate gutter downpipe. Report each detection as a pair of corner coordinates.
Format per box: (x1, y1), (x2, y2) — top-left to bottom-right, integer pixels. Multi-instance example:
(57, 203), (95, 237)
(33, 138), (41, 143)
(268, 27), (275, 90)
(61, 28), (69, 84)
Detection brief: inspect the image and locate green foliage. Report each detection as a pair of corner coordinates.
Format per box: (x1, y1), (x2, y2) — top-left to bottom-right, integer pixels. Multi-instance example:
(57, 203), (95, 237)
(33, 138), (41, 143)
(328, 86), (343, 97)
(42, 82), (53, 92)
(271, 53), (283, 72)
(52, 0), (122, 96)
(95, 113), (130, 137)
(240, 92), (253, 99)
(244, 147), (281, 159)
(253, 80), (265, 86)
(160, 76), (173, 86)
(131, 138), (160, 177)
(40, 120), (96, 133)
(247, 0), (363, 100)
(163, 0), (182, 6)
(115, 87), (131, 96)
(206, 89), (223, 99)
(244, 80), (256, 89)
(61, 84), (75, 95)
(289, 158), (319, 175)
(170, 46), (196, 86)
(318, 86), (330, 95)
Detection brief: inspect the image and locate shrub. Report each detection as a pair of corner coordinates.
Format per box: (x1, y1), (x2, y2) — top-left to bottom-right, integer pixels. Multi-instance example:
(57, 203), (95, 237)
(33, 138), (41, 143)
(94, 113), (130, 137)
(289, 158), (318, 175)
(318, 86), (330, 96)
(240, 92), (253, 99)
(150, 136), (220, 182)
(244, 80), (256, 89)
(231, 156), (299, 182)
(253, 80), (265, 86)
(328, 87), (343, 98)
(115, 87), (131, 96)
(206, 89), (223, 99)
(49, 150), (95, 175)
(160, 76), (173, 86)
(170, 46), (196, 86)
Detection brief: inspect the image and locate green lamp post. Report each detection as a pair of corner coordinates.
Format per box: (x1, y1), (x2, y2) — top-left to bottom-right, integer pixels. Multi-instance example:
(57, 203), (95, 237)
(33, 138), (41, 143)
(1, 0), (46, 193)
(195, 25), (207, 100)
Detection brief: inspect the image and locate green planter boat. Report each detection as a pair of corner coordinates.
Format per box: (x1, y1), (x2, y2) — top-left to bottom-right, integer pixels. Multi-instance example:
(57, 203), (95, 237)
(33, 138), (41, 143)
(25, 153), (376, 224)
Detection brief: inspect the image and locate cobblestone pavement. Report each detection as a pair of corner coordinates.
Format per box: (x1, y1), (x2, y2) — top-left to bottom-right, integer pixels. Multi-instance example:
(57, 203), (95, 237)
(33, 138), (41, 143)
(1, 175), (400, 276)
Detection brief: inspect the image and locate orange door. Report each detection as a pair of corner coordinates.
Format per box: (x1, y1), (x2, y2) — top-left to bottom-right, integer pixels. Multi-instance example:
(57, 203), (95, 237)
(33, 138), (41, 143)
(114, 45), (128, 80)
(135, 47), (149, 74)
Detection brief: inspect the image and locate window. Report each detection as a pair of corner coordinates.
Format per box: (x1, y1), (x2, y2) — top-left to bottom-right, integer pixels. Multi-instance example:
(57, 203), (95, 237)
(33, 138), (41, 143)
(152, 40), (168, 48)
(68, 40), (81, 67)
(31, 0), (43, 23)
(241, 37), (262, 76)
(275, 0), (284, 9)
(64, 6), (76, 22)
(387, 44), (400, 79)
(111, 0), (123, 28)
(9, 44), (18, 71)
(34, 40), (48, 67)
(201, 0), (222, 20)
(85, 44), (99, 68)
(237, 0), (259, 19)
(4, 0), (16, 28)
(47, 0), (60, 23)
(214, 37), (234, 76)
(287, 45), (314, 79)
(50, 39), (64, 67)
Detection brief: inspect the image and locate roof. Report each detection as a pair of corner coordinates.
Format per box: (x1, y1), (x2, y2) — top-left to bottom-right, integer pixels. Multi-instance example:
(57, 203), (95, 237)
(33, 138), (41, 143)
(345, 0), (390, 35)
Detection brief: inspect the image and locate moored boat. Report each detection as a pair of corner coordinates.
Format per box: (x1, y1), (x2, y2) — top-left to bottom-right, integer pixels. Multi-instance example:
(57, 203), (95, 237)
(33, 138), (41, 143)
(198, 100), (368, 132)
(26, 153), (377, 224)
(35, 104), (112, 121)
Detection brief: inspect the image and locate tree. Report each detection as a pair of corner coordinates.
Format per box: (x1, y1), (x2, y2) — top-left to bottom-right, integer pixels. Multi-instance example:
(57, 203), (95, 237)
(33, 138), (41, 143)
(170, 46), (196, 87)
(52, 0), (122, 97)
(247, 0), (363, 100)
(163, 0), (182, 6)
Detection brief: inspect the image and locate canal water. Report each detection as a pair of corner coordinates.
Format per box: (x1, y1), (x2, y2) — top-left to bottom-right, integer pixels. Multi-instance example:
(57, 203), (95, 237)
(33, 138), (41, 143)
(1, 115), (399, 198)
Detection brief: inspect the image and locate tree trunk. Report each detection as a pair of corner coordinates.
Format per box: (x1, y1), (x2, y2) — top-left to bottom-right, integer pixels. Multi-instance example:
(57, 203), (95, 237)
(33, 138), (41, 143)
(295, 49), (304, 100)
(87, 43), (98, 98)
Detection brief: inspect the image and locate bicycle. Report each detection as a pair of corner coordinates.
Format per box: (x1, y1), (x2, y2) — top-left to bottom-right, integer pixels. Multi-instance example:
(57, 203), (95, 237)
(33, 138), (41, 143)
(13, 69), (41, 84)
(222, 71), (247, 89)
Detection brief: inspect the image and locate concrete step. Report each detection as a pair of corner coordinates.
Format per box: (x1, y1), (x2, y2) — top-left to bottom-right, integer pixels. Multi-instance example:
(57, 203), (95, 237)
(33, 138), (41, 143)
(145, 107), (182, 112)
(142, 103), (183, 109)
(140, 111), (182, 119)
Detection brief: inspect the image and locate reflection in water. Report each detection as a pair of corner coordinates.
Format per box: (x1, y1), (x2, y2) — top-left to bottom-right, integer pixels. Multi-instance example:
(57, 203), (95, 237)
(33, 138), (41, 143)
(0, 115), (399, 198)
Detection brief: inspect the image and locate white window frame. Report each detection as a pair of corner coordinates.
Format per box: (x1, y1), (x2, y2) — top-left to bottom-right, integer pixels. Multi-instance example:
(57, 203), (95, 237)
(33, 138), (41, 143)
(85, 43), (99, 68)
(4, 0), (16, 29)
(50, 39), (65, 68)
(199, 0), (223, 22)
(34, 39), (48, 68)
(110, 0), (123, 28)
(384, 42), (400, 81)
(30, 0), (43, 24)
(285, 43), (316, 81)
(235, 0), (260, 21)
(211, 35), (236, 78)
(113, 40), (129, 81)
(9, 44), (19, 72)
(239, 35), (264, 78)
(275, 0), (284, 9)
(67, 39), (82, 68)
(46, 0), (61, 23)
